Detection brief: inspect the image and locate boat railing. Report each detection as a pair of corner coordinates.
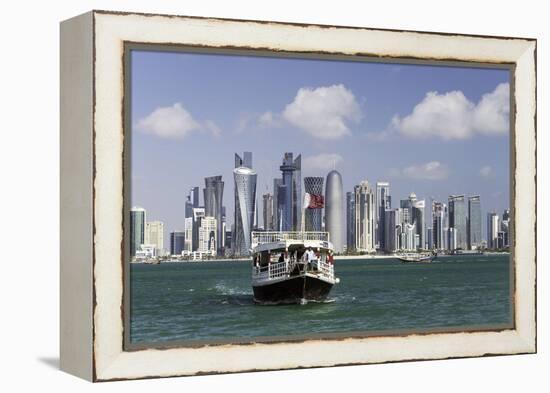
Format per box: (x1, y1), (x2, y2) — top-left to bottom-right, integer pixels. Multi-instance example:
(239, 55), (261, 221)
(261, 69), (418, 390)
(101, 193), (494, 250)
(252, 258), (334, 281)
(252, 231), (329, 246)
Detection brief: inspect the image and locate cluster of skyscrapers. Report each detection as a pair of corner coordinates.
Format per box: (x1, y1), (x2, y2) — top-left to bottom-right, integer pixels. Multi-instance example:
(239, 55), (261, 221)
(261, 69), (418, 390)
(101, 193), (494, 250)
(129, 154), (510, 260)
(345, 182), (510, 253)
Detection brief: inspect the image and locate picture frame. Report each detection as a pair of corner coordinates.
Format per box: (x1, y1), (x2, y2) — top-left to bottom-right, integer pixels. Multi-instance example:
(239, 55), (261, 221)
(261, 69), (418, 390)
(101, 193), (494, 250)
(60, 10), (536, 381)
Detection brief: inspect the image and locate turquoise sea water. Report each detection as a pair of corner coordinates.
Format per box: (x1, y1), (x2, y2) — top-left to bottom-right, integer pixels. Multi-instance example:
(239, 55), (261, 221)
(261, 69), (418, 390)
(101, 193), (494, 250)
(129, 255), (512, 344)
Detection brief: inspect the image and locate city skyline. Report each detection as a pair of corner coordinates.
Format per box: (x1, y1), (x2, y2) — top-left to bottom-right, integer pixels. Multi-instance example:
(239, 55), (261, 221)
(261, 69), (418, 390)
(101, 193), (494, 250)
(130, 50), (510, 247)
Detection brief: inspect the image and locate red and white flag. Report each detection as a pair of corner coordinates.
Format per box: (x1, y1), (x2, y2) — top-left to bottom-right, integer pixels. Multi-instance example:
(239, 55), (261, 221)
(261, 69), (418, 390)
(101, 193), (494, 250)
(304, 193), (324, 209)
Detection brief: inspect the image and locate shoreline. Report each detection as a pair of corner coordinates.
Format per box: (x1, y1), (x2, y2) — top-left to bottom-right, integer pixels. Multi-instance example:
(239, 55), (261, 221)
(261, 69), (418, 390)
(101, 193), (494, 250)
(131, 252), (510, 265)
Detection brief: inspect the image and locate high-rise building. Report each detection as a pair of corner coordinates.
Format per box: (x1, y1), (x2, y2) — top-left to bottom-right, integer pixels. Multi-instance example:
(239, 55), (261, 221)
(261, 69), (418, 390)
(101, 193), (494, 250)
(203, 175), (224, 255)
(325, 170), (344, 253)
(272, 178), (283, 231)
(346, 191), (356, 252)
(198, 217), (217, 254)
(262, 193), (274, 230)
(145, 221), (164, 255)
(384, 208), (401, 252)
(185, 186), (200, 219)
(192, 207), (205, 251)
(304, 176), (324, 231)
(427, 227), (434, 250)
(375, 182), (391, 250)
(233, 166), (257, 255)
(354, 180), (375, 253)
(401, 193), (424, 249)
(412, 197), (426, 249)
(468, 196), (482, 250)
(401, 223), (417, 251)
(487, 212), (500, 249)
(170, 231), (185, 255)
(233, 152), (256, 256)
(130, 206), (146, 258)
(448, 195), (467, 250)
(184, 217), (193, 252)
(279, 153), (302, 231)
(432, 201), (448, 250)
(501, 209), (510, 247)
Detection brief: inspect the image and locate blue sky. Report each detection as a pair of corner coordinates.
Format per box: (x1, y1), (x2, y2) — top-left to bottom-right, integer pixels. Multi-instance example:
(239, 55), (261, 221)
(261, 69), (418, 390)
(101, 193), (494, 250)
(130, 50), (510, 238)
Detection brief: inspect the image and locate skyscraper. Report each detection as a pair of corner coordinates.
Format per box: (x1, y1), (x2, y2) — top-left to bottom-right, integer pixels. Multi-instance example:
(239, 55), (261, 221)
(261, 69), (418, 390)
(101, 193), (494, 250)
(401, 193), (424, 249)
(487, 212), (500, 249)
(468, 196), (482, 250)
(185, 186), (199, 219)
(354, 180), (375, 253)
(346, 191), (356, 252)
(384, 208), (401, 252)
(432, 201), (448, 250)
(262, 193), (274, 230)
(376, 182), (391, 250)
(272, 178), (283, 231)
(326, 170), (344, 253)
(170, 231), (185, 255)
(279, 153), (301, 231)
(130, 206), (146, 258)
(145, 221), (164, 255)
(304, 176), (324, 231)
(234, 152), (256, 256)
(192, 207), (205, 251)
(203, 175), (224, 255)
(233, 166), (257, 255)
(190, 186), (199, 207)
(501, 209), (510, 247)
(448, 195), (467, 250)
(412, 197), (426, 249)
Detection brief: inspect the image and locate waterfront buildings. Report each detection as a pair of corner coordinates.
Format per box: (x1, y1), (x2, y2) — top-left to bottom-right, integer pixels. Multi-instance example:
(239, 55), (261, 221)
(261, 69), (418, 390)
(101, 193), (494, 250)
(204, 175), (224, 255)
(145, 220), (164, 255)
(468, 196), (482, 250)
(233, 164), (257, 255)
(170, 231), (185, 255)
(325, 170), (345, 253)
(130, 206), (146, 257)
(279, 152), (302, 231)
(375, 182), (391, 250)
(487, 212), (500, 249)
(353, 180), (375, 253)
(185, 186), (200, 219)
(262, 193), (274, 230)
(448, 195), (468, 250)
(346, 191), (356, 251)
(304, 176), (324, 232)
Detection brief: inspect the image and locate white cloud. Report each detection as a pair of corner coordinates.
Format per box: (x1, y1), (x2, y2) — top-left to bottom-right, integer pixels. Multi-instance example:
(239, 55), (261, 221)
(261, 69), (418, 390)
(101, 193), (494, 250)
(303, 153), (343, 172)
(472, 83), (510, 135)
(136, 103), (220, 139)
(379, 83), (509, 141)
(402, 161), (449, 180)
(282, 84), (361, 140)
(479, 165), (493, 177)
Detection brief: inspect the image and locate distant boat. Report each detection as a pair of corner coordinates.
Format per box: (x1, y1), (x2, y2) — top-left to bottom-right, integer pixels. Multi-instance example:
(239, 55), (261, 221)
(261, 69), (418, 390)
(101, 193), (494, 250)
(250, 231), (340, 304)
(396, 252), (436, 264)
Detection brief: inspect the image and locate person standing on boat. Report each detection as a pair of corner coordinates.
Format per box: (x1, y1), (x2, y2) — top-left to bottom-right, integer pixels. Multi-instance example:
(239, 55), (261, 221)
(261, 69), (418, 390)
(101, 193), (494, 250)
(305, 247), (318, 270)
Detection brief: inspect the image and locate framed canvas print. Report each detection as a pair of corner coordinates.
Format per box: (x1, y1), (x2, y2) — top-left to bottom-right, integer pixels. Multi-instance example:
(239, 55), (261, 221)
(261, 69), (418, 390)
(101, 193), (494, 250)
(60, 10), (537, 381)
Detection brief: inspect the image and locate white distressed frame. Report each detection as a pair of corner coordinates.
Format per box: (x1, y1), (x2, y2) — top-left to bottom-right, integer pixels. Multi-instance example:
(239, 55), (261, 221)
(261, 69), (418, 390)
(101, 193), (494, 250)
(61, 10), (536, 381)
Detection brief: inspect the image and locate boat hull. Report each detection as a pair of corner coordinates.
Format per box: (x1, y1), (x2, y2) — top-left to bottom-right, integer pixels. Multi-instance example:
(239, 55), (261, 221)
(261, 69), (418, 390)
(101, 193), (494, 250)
(253, 275), (334, 304)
